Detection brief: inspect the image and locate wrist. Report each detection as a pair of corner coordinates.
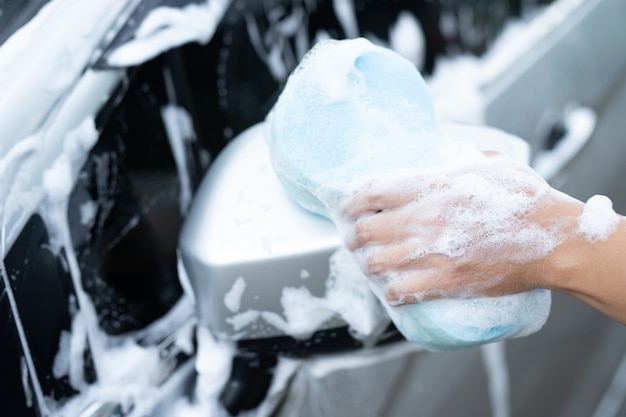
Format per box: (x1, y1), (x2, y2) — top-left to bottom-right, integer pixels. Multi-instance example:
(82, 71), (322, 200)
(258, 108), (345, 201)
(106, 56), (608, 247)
(539, 197), (626, 323)
(527, 190), (585, 292)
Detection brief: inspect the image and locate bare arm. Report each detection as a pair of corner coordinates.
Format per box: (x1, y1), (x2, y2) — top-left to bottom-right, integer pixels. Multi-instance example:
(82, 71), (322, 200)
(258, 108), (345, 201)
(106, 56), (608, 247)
(539, 208), (626, 324)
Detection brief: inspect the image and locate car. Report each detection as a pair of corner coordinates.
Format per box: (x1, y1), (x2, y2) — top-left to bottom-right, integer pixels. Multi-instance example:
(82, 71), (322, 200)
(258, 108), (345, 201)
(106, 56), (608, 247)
(1, 0), (625, 416)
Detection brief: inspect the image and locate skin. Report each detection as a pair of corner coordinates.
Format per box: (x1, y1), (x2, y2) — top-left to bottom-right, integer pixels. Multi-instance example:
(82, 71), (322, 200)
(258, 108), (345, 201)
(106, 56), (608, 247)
(341, 159), (626, 325)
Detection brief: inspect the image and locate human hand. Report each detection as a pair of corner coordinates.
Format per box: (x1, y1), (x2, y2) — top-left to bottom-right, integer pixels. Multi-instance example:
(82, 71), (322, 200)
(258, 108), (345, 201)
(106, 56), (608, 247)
(339, 156), (583, 306)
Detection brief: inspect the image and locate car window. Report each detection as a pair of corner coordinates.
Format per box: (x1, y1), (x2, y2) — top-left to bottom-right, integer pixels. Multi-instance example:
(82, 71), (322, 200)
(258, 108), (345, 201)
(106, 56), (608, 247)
(0, 0), (50, 46)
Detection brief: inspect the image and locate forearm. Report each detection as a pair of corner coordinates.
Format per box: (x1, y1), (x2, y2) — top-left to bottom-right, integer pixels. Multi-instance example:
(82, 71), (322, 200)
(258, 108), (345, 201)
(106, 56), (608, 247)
(539, 206), (626, 325)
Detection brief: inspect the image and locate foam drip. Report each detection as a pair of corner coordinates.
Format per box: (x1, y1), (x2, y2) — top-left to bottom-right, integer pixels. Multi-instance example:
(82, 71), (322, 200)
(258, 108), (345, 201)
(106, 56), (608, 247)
(482, 341), (511, 417)
(577, 195), (620, 243)
(225, 247), (388, 341)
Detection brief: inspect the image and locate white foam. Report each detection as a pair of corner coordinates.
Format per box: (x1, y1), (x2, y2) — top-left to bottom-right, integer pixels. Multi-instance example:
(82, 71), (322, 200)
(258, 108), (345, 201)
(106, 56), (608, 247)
(0, 134), (42, 254)
(427, 55), (486, 124)
(182, 327), (233, 414)
(107, 0), (231, 67)
(1, 114), (203, 416)
(261, 293), (337, 339)
(274, 246), (388, 340)
(245, 7), (303, 82)
(326, 247), (389, 339)
(482, 341), (511, 417)
(332, 0), (359, 39)
(223, 276), (247, 313)
(50, 302), (195, 416)
(374, 159), (558, 271)
(577, 195), (620, 243)
(67, 300), (89, 390)
(224, 247), (388, 340)
(161, 103), (197, 215)
(40, 117), (99, 252)
(0, 117), (103, 415)
(79, 200), (97, 226)
(98, 340), (163, 387)
(389, 11), (426, 70)
(52, 329), (72, 380)
(20, 357), (33, 408)
(295, 38), (374, 104)
(226, 309), (261, 332)
(0, 2), (55, 77)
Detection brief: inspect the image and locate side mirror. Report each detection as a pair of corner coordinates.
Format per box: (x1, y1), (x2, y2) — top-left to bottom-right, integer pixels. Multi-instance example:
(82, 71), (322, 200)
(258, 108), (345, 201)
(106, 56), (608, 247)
(179, 123), (347, 343)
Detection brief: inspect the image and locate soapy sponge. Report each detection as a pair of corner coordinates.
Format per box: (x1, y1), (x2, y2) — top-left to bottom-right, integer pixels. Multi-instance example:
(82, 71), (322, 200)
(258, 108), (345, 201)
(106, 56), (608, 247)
(266, 38), (550, 350)
(267, 38), (443, 217)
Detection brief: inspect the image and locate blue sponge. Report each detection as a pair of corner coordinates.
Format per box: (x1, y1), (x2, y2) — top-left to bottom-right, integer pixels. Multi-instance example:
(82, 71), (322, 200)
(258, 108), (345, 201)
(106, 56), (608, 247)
(267, 38), (442, 217)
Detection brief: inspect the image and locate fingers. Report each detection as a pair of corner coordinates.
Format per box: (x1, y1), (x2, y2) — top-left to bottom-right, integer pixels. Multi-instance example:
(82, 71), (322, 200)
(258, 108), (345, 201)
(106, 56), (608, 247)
(357, 239), (425, 276)
(384, 279), (510, 305)
(358, 245), (451, 294)
(346, 203), (446, 251)
(381, 264), (464, 306)
(342, 177), (420, 220)
(381, 257), (525, 306)
(380, 260), (445, 305)
(346, 204), (416, 250)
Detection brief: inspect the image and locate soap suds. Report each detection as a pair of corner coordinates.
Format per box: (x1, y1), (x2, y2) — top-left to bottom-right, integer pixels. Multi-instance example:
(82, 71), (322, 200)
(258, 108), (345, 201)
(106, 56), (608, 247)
(0, 2), (57, 79)
(52, 330), (72, 380)
(427, 55), (486, 125)
(0, 134), (43, 254)
(389, 11), (426, 75)
(79, 200), (97, 226)
(0, 114), (200, 416)
(225, 247), (388, 340)
(577, 195), (620, 243)
(245, 1), (311, 82)
(21, 356), (33, 408)
(332, 0), (359, 39)
(161, 103), (197, 215)
(226, 309), (261, 332)
(482, 341), (511, 417)
(40, 118), (99, 253)
(169, 326), (233, 416)
(107, 0), (232, 67)
(49, 297), (197, 417)
(0, 118), (101, 416)
(223, 276), (247, 313)
(364, 159), (559, 274)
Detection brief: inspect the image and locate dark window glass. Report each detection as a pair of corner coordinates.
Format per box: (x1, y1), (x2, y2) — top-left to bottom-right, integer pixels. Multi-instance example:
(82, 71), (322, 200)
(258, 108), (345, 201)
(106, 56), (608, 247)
(2, 214), (84, 410)
(69, 55), (199, 335)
